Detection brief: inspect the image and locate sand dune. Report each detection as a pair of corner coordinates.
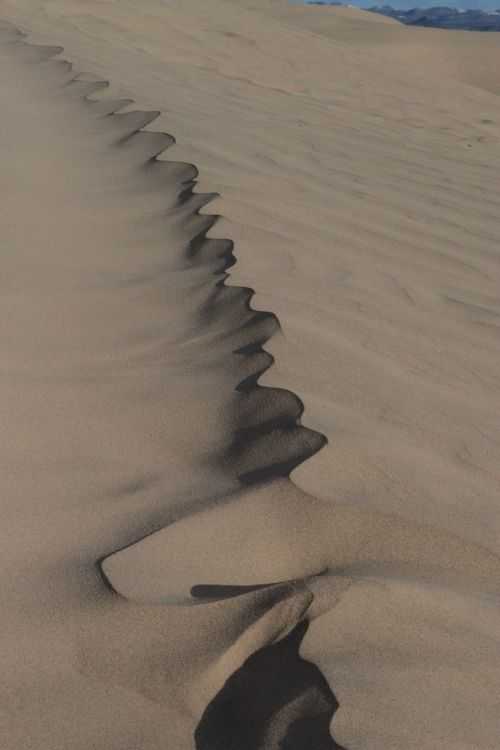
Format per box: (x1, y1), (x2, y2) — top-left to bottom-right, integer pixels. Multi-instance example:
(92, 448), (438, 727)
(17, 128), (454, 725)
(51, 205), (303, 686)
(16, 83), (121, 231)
(229, 0), (500, 96)
(1, 2), (500, 749)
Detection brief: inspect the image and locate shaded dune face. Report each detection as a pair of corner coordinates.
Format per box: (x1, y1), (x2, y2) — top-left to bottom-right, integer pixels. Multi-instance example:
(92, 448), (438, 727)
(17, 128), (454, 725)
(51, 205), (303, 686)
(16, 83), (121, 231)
(183, 202), (328, 486)
(195, 620), (345, 750)
(0, 23), (339, 750)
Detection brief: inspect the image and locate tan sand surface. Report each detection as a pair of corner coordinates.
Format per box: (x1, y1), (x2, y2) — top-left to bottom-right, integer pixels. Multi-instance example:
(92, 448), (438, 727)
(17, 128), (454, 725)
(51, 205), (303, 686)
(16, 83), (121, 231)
(230, 0), (500, 95)
(1, 2), (499, 749)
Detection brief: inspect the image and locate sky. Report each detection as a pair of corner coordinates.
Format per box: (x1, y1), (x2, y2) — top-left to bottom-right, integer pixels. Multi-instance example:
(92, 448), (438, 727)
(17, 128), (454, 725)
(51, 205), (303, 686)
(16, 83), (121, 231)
(292, 0), (500, 11)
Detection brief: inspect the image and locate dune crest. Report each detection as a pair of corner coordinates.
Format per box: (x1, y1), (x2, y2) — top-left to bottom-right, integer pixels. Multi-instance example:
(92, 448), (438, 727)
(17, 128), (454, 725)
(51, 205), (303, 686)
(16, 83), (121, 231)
(0, 24), (343, 750)
(1, 2), (500, 749)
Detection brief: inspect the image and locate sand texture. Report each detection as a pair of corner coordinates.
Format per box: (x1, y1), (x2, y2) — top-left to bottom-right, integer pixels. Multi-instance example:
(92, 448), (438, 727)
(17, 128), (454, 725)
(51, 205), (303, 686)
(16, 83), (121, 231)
(1, 2), (499, 749)
(229, 0), (500, 96)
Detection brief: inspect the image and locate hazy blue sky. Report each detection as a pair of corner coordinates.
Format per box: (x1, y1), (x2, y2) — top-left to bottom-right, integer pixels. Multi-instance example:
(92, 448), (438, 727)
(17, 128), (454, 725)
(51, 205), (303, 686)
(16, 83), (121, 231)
(291, 0), (500, 11)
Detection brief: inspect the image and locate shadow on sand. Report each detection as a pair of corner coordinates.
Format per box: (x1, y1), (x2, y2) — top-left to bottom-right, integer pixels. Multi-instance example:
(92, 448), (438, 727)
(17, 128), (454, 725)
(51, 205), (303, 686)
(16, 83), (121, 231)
(195, 620), (346, 750)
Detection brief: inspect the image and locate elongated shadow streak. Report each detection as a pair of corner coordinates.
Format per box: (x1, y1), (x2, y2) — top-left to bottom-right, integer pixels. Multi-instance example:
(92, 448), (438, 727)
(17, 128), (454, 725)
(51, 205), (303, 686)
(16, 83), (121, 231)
(195, 620), (345, 750)
(191, 582), (277, 601)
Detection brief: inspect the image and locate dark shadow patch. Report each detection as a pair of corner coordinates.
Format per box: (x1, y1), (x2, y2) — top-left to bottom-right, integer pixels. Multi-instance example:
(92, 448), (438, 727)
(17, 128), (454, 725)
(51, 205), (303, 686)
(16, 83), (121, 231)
(191, 582), (277, 601)
(195, 620), (346, 750)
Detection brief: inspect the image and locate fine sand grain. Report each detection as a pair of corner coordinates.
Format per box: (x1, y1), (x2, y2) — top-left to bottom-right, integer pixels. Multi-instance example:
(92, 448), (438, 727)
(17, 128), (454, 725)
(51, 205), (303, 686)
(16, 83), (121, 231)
(1, 2), (500, 749)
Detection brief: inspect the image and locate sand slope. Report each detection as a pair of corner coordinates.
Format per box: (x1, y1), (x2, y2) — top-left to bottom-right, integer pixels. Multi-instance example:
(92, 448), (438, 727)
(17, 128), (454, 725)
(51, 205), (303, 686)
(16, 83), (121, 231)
(229, 0), (500, 96)
(1, 2), (500, 749)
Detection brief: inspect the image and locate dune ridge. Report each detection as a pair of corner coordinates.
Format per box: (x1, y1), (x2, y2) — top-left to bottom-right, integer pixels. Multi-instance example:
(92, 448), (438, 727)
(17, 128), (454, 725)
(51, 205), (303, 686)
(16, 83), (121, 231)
(0, 24), (344, 750)
(2, 6), (500, 750)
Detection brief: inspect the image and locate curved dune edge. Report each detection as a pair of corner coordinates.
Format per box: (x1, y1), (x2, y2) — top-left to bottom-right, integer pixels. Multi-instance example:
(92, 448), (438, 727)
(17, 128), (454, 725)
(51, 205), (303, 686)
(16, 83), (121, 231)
(0, 21), (346, 750)
(3, 20), (500, 750)
(85, 56), (500, 613)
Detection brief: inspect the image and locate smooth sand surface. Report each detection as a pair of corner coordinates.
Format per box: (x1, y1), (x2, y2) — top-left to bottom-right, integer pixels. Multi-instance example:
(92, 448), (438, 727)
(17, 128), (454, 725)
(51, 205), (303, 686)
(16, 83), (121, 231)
(1, 2), (500, 749)
(230, 0), (500, 96)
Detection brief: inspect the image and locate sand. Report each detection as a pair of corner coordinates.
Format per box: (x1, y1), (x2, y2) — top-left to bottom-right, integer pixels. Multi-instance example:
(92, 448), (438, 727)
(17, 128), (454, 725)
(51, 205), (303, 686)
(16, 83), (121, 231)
(0, 1), (499, 749)
(229, 0), (500, 96)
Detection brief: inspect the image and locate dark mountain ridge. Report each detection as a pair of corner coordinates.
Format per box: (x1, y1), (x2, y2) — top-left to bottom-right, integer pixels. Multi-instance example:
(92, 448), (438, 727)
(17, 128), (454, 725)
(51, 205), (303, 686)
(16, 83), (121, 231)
(371, 4), (500, 29)
(308, 2), (500, 30)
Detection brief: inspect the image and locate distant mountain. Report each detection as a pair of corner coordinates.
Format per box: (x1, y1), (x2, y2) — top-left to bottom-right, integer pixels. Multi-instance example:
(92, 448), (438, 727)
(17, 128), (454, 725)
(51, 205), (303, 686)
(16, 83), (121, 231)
(323, 0), (498, 9)
(307, 2), (500, 29)
(369, 4), (500, 29)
